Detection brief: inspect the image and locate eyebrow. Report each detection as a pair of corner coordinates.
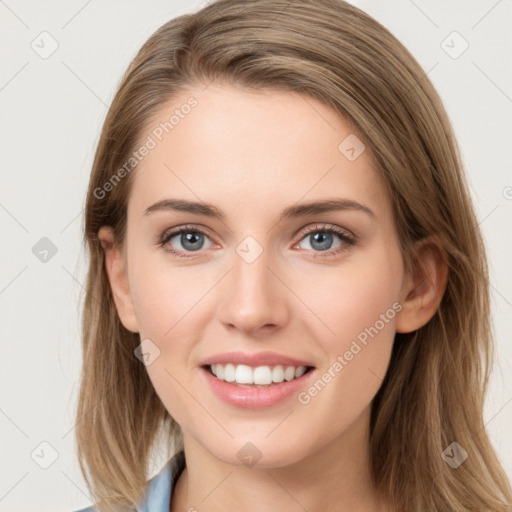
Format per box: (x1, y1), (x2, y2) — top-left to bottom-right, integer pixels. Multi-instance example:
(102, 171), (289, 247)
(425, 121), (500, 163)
(143, 197), (375, 220)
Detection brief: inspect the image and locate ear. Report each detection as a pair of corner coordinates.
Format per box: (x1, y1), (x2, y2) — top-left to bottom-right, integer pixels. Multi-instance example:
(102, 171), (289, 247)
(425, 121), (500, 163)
(98, 226), (139, 333)
(395, 236), (448, 333)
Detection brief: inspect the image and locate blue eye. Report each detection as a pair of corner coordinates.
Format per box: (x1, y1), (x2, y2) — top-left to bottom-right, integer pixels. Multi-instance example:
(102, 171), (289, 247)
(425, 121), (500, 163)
(295, 223), (355, 258)
(158, 223), (355, 259)
(158, 225), (213, 258)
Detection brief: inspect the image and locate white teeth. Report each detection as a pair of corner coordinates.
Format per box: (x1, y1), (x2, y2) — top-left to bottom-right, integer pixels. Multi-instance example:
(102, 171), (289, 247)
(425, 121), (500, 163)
(223, 363), (236, 382)
(284, 366), (296, 381)
(235, 364), (253, 384)
(209, 363), (309, 385)
(253, 366), (272, 385)
(295, 366), (306, 378)
(271, 365), (285, 383)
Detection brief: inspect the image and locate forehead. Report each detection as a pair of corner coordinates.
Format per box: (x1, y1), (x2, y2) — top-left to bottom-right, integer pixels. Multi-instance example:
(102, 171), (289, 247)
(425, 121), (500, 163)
(128, 84), (388, 221)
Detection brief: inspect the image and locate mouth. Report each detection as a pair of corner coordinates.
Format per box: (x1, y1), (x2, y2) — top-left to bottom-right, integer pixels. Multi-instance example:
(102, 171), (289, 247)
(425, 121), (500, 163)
(202, 363), (315, 387)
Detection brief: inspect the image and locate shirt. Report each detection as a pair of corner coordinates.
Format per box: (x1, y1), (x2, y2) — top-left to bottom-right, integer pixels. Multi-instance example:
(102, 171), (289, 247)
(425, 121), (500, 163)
(72, 450), (186, 512)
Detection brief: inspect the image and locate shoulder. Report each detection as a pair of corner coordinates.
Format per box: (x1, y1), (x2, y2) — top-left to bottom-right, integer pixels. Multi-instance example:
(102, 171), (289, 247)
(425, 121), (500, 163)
(70, 451), (186, 512)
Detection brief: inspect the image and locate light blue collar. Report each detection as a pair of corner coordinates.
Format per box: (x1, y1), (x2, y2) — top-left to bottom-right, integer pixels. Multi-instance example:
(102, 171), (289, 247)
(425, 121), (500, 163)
(137, 451), (186, 512)
(73, 451), (186, 512)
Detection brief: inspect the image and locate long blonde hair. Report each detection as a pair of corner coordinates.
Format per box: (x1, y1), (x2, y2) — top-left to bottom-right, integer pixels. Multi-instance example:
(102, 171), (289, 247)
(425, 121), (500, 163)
(75, 1), (512, 510)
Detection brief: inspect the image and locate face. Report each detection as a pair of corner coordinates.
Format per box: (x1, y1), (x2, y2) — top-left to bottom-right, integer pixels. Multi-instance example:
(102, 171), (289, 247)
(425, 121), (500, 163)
(105, 83), (411, 468)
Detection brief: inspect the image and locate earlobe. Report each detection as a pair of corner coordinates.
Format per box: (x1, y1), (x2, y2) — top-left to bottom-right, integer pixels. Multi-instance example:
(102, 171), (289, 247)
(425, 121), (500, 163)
(395, 237), (448, 334)
(98, 226), (139, 333)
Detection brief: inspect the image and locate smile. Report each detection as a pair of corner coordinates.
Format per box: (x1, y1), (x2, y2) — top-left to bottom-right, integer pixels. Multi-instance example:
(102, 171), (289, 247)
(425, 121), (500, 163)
(207, 363), (312, 387)
(200, 364), (316, 409)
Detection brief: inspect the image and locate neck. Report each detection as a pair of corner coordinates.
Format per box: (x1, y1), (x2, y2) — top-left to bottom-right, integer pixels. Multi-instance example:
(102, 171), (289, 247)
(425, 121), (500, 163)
(171, 406), (391, 512)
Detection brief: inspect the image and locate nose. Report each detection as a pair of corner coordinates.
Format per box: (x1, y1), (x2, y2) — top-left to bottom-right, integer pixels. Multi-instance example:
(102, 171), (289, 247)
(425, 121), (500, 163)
(217, 246), (290, 338)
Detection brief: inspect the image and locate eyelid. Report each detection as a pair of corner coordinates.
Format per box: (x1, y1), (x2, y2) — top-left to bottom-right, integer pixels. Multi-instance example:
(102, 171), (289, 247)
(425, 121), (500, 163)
(295, 222), (355, 242)
(160, 224), (215, 242)
(158, 222), (356, 258)
(159, 223), (354, 245)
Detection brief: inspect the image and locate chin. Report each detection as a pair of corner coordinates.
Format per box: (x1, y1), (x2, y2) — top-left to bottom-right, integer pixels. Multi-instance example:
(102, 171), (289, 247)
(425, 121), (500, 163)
(206, 437), (312, 469)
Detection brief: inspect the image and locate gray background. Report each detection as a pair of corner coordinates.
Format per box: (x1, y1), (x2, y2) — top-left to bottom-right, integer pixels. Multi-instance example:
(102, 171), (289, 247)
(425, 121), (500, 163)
(0, 0), (510, 510)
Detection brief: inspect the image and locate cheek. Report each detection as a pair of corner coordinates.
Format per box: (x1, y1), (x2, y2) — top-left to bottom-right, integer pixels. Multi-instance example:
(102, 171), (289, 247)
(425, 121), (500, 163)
(295, 253), (403, 349)
(129, 252), (207, 339)
(128, 255), (209, 425)
(292, 250), (403, 410)
(292, 262), (401, 431)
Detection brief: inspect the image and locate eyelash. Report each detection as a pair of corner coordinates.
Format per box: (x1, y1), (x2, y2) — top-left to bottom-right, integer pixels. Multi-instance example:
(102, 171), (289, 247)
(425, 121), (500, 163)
(157, 223), (356, 260)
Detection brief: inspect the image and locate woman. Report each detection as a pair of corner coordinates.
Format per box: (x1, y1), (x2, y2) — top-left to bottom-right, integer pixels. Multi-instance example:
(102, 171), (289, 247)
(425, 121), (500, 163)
(72, 0), (512, 510)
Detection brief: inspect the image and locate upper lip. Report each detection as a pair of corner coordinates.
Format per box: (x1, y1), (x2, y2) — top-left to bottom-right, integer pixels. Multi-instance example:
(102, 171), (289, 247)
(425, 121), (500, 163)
(200, 351), (315, 368)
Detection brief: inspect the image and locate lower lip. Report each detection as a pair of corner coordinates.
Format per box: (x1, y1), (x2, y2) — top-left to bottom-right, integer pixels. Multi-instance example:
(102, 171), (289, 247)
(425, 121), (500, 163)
(200, 366), (315, 409)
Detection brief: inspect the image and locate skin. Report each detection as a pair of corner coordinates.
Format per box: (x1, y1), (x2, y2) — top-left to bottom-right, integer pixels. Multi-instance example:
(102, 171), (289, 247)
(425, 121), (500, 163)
(99, 83), (447, 512)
